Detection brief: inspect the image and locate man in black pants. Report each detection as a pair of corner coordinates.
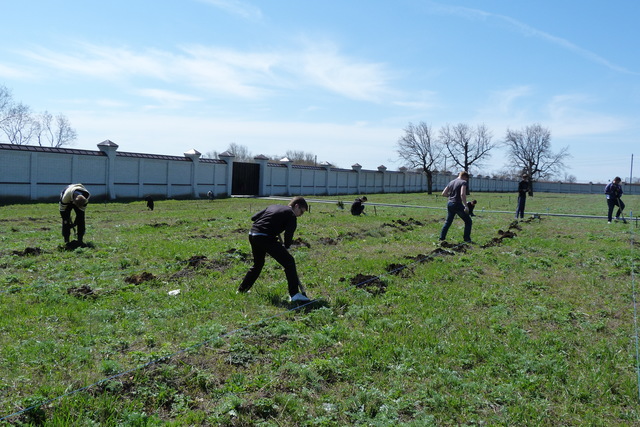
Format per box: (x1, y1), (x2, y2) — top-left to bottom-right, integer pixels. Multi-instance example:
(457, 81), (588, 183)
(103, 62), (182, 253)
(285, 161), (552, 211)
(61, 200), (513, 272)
(59, 183), (91, 245)
(515, 174), (532, 219)
(605, 176), (626, 223)
(238, 196), (310, 302)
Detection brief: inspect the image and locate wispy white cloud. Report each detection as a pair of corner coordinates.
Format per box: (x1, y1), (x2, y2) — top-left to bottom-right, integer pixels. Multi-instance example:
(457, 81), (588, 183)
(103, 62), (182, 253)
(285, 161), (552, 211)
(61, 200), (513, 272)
(0, 63), (36, 80)
(136, 89), (202, 109)
(196, 0), (262, 21)
(488, 86), (533, 114)
(15, 40), (399, 103)
(19, 44), (172, 82)
(429, 2), (638, 75)
(295, 41), (396, 102)
(545, 94), (631, 137)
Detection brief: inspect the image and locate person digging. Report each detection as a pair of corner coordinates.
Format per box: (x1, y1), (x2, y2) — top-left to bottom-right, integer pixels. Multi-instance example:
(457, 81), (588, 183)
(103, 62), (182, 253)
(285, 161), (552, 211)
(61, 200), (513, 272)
(59, 183), (91, 248)
(237, 196), (310, 303)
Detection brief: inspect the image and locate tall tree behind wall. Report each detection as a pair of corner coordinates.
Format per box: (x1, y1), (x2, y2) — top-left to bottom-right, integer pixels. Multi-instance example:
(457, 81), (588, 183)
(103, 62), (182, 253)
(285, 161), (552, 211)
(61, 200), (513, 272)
(0, 85), (77, 147)
(396, 121), (443, 194)
(503, 123), (570, 181)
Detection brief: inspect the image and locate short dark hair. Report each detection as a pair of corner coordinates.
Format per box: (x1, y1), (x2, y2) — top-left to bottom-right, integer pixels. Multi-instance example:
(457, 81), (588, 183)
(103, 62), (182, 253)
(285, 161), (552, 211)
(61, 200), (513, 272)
(289, 196), (308, 211)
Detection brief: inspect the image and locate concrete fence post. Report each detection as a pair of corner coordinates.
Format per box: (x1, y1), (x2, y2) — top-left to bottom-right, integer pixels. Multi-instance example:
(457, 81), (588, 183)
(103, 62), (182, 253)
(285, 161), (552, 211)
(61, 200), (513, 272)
(97, 140), (119, 200)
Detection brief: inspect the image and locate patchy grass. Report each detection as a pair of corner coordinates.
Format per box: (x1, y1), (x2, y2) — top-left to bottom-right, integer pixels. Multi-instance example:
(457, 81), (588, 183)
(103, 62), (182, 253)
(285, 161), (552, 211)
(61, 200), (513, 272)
(0, 192), (639, 425)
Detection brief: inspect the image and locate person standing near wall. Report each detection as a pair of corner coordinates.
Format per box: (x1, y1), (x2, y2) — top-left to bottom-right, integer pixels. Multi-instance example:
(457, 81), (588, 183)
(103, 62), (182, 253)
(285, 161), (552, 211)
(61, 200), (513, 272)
(237, 196), (310, 302)
(605, 176), (626, 224)
(439, 171), (473, 243)
(59, 183), (90, 245)
(515, 174), (532, 219)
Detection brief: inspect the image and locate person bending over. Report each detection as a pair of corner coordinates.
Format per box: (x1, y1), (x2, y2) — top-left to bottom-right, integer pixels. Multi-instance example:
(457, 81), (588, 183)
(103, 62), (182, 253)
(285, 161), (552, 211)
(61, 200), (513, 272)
(59, 183), (91, 245)
(238, 196), (310, 302)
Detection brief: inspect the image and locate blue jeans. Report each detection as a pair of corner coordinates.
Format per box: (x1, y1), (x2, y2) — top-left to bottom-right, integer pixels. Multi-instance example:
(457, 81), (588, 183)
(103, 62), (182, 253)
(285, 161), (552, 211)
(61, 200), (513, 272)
(515, 195), (526, 218)
(440, 202), (472, 241)
(607, 198), (625, 221)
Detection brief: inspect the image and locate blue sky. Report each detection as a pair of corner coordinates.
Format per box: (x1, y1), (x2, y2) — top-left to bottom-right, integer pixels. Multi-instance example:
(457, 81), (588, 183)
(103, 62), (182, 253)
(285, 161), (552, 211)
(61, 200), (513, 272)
(1, 0), (638, 183)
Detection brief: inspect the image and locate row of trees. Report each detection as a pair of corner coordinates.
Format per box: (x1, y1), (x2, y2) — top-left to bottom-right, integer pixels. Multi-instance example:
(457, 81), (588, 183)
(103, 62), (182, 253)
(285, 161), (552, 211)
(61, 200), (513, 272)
(396, 121), (570, 194)
(204, 143), (323, 166)
(0, 85), (77, 147)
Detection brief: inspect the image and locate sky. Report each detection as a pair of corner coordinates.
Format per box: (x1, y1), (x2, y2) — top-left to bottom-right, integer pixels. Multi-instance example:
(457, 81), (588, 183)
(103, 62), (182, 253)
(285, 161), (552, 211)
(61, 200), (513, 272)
(1, 0), (638, 183)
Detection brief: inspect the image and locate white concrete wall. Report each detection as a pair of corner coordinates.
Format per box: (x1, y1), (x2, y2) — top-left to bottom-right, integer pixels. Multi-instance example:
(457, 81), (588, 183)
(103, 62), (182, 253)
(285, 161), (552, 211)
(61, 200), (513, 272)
(1, 143), (637, 202)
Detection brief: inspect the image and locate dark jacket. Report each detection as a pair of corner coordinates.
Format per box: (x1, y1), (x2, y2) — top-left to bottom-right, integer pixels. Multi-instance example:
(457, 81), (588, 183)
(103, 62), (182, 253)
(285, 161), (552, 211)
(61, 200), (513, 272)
(518, 180), (532, 197)
(250, 205), (298, 248)
(604, 182), (623, 200)
(351, 198), (365, 215)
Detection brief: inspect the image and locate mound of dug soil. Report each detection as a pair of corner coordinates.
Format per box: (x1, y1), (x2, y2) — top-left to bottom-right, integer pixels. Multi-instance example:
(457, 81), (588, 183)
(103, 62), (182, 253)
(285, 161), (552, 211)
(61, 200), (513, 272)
(12, 247), (43, 256)
(124, 272), (156, 284)
(385, 263), (413, 278)
(67, 284), (98, 299)
(347, 273), (387, 295)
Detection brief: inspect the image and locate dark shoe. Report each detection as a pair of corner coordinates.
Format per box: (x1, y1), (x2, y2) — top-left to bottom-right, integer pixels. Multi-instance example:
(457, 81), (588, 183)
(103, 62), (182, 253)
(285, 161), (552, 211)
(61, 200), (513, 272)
(236, 287), (251, 294)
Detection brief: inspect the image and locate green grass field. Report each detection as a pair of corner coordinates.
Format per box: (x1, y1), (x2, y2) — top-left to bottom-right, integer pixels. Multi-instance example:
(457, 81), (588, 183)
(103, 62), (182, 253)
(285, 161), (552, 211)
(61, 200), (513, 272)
(1, 192), (639, 425)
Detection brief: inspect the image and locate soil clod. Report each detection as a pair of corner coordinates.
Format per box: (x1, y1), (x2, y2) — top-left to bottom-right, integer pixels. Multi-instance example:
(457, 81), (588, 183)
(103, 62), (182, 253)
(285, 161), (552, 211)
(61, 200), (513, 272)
(12, 247), (43, 256)
(67, 284), (97, 299)
(349, 273), (386, 295)
(124, 272), (156, 284)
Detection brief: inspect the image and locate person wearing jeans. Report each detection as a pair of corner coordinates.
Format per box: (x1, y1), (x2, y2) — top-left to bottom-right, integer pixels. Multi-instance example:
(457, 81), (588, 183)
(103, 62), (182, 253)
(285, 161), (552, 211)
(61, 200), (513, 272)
(439, 171), (473, 243)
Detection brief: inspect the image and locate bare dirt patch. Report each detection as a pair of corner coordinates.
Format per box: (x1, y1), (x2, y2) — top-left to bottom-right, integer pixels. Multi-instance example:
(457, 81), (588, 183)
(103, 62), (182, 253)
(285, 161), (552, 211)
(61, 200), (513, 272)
(67, 284), (98, 299)
(385, 263), (414, 278)
(382, 217), (425, 230)
(290, 238), (311, 248)
(318, 237), (339, 245)
(344, 273), (387, 295)
(12, 247), (43, 256)
(124, 272), (157, 285)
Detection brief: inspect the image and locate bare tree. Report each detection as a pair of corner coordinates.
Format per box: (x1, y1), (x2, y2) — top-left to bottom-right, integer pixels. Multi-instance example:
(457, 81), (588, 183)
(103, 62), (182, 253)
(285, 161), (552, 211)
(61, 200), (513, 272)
(34, 111), (77, 147)
(0, 85), (12, 124)
(503, 124), (570, 180)
(225, 142), (253, 162)
(284, 150), (317, 165)
(0, 86), (77, 147)
(396, 121), (443, 194)
(202, 150), (219, 159)
(0, 103), (37, 145)
(439, 123), (495, 174)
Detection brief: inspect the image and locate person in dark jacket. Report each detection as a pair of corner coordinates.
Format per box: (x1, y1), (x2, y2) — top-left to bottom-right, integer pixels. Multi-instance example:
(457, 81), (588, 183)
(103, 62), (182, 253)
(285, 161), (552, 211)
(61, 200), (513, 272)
(238, 196), (310, 302)
(59, 183), (90, 244)
(515, 174), (532, 219)
(350, 196), (368, 215)
(145, 195), (154, 211)
(605, 176), (626, 223)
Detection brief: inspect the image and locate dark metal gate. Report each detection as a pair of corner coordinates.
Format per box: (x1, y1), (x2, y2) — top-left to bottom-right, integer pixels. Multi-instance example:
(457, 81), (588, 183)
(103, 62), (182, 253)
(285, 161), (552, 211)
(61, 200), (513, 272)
(232, 162), (260, 195)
